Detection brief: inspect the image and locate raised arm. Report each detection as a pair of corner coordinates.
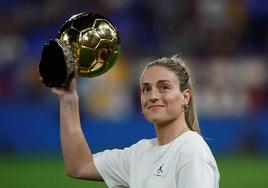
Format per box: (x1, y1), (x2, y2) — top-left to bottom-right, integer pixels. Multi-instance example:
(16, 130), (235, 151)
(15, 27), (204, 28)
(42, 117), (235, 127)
(51, 78), (102, 180)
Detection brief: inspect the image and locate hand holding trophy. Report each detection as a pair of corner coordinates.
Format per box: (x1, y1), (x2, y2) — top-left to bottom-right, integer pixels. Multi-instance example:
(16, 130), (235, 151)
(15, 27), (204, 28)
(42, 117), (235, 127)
(39, 12), (121, 88)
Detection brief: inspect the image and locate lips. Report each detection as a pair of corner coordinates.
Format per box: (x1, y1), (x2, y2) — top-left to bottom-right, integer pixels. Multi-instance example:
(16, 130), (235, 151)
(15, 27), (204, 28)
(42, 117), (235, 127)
(148, 104), (164, 109)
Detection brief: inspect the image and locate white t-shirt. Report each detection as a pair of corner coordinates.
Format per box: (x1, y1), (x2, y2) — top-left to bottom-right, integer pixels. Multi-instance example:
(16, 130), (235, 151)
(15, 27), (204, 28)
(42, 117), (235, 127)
(93, 131), (220, 188)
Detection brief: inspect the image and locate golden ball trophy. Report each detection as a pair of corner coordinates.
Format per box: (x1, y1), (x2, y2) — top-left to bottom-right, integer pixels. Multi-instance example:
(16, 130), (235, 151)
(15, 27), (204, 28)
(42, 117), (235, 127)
(39, 12), (121, 87)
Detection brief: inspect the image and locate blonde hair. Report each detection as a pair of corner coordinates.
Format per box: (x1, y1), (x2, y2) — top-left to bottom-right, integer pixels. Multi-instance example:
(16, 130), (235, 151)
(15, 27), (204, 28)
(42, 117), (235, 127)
(143, 54), (200, 133)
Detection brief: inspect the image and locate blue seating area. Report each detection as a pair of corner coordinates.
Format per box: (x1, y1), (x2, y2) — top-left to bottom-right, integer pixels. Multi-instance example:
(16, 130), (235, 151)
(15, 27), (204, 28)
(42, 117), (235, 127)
(1, 99), (267, 155)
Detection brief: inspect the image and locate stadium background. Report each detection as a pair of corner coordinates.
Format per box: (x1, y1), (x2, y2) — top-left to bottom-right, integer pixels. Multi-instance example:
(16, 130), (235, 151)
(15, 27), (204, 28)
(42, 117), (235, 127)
(0, 0), (268, 187)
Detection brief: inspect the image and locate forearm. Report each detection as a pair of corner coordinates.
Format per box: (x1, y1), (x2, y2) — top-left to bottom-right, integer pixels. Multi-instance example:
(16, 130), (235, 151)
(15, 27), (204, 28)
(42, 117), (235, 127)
(59, 92), (93, 177)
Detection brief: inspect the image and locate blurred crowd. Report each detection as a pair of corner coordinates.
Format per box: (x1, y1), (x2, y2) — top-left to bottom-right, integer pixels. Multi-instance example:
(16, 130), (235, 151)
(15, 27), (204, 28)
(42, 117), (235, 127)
(0, 0), (267, 119)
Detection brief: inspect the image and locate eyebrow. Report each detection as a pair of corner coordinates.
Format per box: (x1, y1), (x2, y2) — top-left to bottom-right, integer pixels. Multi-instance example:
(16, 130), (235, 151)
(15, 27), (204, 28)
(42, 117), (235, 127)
(141, 80), (171, 86)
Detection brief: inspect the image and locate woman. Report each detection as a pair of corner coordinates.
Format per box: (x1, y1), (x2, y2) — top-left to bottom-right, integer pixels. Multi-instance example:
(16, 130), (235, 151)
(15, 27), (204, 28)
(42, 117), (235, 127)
(50, 55), (220, 188)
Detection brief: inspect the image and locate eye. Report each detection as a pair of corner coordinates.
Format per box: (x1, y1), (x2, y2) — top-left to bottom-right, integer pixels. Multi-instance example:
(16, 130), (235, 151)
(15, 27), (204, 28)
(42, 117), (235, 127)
(141, 86), (150, 94)
(159, 84), (170, 91)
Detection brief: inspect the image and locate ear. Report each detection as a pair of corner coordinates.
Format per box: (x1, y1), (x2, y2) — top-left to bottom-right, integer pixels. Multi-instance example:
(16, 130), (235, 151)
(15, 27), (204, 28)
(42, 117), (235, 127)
(182, 89), (191, 105)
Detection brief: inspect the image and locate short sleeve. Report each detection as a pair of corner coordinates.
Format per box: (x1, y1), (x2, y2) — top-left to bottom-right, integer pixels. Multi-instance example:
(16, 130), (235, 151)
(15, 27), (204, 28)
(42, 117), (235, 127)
(93, 148), (131, 188)
(178, 159), (219, 188)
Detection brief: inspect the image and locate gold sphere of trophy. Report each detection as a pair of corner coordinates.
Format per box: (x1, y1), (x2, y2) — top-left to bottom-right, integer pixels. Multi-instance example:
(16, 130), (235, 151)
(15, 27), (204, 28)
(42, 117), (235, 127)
(39, 12), (121, 87)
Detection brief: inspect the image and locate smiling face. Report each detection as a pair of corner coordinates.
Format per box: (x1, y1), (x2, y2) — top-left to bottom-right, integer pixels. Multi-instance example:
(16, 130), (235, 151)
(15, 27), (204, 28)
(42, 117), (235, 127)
(140, 65), (190, 126)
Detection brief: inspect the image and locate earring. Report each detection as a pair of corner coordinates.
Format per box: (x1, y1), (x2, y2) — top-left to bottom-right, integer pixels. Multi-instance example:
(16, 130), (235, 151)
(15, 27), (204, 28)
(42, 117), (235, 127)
(181, 104), (189, 112)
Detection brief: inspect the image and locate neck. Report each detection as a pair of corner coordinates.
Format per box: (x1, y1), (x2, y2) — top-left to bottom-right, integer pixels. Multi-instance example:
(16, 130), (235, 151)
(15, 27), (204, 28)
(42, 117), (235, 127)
(154, 118), (189, 145)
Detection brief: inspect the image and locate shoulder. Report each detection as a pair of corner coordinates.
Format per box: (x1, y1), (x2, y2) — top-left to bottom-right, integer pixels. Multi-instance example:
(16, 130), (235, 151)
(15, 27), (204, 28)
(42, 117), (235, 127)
(175, 131), (216, 165)
(174, 132), (220, 187)
(128, 138), (157, 152)
(97, 138), (157, 157)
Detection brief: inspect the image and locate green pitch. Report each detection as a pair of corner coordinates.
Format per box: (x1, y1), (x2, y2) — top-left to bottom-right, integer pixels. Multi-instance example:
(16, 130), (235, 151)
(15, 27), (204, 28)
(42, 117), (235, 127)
(0, 154), (268, 188)
(217, 154), (268, 187)
(0, 155), (106, 188)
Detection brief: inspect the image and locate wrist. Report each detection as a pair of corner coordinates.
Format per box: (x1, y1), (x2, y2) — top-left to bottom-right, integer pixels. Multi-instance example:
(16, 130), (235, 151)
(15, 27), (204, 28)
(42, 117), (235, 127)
(59, 91), (78, 103)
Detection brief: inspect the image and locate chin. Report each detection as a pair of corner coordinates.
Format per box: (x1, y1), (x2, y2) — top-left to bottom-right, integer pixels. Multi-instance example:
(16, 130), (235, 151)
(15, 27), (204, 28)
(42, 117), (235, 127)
(145, 114), (167, 125)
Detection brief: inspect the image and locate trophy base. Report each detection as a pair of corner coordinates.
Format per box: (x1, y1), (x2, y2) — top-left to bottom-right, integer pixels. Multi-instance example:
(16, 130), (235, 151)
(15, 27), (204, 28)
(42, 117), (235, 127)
(39, 39), (75, 87)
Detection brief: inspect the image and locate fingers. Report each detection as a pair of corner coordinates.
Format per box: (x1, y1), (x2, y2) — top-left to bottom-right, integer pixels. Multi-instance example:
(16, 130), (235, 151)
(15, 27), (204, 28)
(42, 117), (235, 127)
(50, 87), (58, 94)
(51, 87), (67, 96)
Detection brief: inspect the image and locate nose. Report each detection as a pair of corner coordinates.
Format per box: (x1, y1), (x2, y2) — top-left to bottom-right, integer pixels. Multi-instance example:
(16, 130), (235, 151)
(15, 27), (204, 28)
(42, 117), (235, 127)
(149, 97), (159, 103)
(149, 88), (159, 103)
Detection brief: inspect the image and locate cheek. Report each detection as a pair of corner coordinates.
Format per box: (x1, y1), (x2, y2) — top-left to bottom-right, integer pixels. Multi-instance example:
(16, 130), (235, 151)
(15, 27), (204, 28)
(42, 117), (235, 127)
(165, 94), (182, 109)
(140, 95), (146, 108)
